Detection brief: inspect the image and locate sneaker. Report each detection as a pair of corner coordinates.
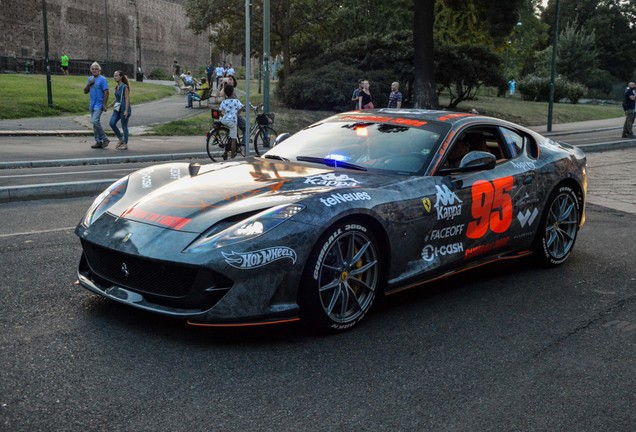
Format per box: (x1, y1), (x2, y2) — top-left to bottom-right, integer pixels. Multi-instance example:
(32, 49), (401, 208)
(115, 140), (125, 149)
(116, 143), (128, 150)
(222, 151), (228, 160)
(91, 142), (102, 149)
(102, 138), (110, 148)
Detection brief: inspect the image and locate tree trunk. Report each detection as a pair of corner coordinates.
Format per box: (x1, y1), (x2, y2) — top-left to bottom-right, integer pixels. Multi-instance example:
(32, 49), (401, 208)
(413, 0), (438, 109)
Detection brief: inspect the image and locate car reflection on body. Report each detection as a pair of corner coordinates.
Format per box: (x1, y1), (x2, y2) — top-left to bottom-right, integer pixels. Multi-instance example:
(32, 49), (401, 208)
(76, 109), (586, 333)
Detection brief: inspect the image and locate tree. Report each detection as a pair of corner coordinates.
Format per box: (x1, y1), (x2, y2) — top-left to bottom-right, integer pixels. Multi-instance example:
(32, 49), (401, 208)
(541, 0), (636, 81)
(413, 0), (437, 108)
(435, 44), (505, 108)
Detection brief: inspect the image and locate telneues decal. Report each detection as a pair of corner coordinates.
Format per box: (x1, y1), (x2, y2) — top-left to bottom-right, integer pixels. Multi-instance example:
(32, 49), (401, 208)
(320, 192), (371, 207)
(222, 247), (297, 269)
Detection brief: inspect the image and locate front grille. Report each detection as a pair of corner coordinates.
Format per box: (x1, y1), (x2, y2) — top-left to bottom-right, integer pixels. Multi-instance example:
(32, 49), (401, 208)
(80, 240), (234, 311)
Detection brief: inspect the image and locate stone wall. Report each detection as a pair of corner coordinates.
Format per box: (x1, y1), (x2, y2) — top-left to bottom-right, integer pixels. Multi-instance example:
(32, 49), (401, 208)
(0, 0), (240, 75)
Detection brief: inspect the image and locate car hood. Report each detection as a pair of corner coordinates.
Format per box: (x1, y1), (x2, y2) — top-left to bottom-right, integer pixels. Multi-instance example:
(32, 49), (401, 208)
(104, 159), (404, 233)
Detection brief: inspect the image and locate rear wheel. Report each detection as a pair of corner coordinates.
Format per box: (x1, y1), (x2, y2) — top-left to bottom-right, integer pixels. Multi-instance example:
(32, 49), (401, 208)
(206, 127), (229, 161)
(533, 184), (580, 266)
(253, 126), (277, 156)
(299, 221), (381, 333)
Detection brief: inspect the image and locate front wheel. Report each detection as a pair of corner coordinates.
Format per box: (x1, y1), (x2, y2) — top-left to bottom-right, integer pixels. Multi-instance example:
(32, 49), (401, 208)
(299, 221), (382, 333)
(253, 126), (277, 156)
(533, 184), (580, 266)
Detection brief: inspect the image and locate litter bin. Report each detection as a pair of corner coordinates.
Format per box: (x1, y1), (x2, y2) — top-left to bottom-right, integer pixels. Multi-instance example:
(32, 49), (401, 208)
(136, 71), (144, 82)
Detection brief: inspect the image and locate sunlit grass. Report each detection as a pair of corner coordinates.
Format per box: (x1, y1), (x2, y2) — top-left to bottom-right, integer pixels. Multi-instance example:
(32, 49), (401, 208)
(0, 74), (175, 119)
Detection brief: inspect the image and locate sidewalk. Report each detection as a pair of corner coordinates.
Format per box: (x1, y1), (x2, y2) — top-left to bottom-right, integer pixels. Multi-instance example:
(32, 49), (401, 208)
(1, 89), (635, 202)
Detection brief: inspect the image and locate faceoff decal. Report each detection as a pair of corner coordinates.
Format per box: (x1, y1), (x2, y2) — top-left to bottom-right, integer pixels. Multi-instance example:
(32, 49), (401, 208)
(305, 173), (361, 188)
(223, 247), (297, 269)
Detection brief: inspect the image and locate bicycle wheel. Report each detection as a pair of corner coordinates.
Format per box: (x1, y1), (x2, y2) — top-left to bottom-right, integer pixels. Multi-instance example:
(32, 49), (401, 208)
(206, 127), (230, 161)
(253, 126), (277, 156)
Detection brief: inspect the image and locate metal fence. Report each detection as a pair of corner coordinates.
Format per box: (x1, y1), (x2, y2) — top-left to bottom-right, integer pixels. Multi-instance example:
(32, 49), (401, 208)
(0, 56), (135, 78)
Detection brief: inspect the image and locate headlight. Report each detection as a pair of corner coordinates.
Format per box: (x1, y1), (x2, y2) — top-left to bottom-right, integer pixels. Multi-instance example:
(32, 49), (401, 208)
(184, 203), (305, 253)
(81, 177), (128, 228)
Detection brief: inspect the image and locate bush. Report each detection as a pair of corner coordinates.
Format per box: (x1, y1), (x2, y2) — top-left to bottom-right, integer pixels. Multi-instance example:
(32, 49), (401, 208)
(147, 68), (172, 80)
(518, 75), (587, 104)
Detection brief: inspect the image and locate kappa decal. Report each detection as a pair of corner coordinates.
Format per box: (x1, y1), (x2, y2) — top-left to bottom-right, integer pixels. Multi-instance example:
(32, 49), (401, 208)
(434, 185), (463, 221)
(223, 247), (297, 269)
(305, 173), (361, 187)
(517, 208), (539, 227)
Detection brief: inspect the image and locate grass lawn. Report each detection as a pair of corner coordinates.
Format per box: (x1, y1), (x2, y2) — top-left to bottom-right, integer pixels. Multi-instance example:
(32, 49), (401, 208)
(1, 74), (623, 134)
(0, 74), (175, 119)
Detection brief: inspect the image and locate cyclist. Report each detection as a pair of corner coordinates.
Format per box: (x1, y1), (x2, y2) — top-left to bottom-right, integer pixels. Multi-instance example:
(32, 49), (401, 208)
(219, 84), (245, 159)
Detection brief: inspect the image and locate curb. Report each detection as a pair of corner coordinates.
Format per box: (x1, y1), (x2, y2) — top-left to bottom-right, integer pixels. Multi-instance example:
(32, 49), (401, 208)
(0, 152), (209, 169)
(540, 126), (621, 138)
(0, 179), (115, 203)
(1, 140), (635, 204)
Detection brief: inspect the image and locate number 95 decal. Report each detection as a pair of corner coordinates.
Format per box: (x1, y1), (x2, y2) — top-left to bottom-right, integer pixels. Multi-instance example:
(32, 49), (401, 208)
(466, 176), (513, 239)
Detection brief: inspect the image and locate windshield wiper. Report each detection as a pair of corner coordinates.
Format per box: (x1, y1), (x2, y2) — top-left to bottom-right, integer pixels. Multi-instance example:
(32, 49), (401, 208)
(295, 156), (367, 171)
(263, 154), (289, 161)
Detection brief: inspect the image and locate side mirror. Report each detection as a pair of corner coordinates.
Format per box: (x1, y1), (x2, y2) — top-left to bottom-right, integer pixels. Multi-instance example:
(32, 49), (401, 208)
(437, 151), (496, 175)
(459, 151), (496, 170)
(275, 133), (291, 146)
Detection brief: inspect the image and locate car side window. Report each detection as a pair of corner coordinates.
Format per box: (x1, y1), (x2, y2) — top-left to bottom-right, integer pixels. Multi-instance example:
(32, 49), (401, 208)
(499, 127), (524, 158)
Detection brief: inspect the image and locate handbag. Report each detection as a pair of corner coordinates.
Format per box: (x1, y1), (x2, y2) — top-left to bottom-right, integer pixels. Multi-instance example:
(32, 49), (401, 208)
(114, 102), (121, 112)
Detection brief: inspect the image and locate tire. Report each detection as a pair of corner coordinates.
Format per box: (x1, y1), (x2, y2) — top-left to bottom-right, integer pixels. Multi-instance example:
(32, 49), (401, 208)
(299, 221), (381, 332)
(533, 184), (580, 266)
(253, 126), (277, 156)
(206, 128), (229, 161)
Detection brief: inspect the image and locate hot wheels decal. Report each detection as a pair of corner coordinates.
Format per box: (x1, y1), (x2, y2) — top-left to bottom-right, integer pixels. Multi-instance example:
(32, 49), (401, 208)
(467, 176), (513, 239)
(223, 247), (297, 269)
(305, 173), (361, 187)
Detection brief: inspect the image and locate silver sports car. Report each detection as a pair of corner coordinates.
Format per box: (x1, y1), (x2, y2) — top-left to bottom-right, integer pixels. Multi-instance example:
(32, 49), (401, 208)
(76, 109), (587, 332)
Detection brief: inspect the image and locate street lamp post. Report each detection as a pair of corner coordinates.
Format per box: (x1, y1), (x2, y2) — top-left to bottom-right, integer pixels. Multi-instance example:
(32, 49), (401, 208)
(41, 0), (53, 107)
(104, 0), (110, 75)
(245, 0), (251, 157)
(547, 0), (561, 132)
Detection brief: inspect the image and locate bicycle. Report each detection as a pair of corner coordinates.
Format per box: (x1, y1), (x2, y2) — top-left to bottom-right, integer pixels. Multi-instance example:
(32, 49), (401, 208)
(205, 103), (277, 161)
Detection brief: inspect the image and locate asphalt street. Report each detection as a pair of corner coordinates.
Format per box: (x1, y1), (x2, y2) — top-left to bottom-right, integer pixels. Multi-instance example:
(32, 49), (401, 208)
(1, 97), (636, 430)
(0, 197), (635, 431)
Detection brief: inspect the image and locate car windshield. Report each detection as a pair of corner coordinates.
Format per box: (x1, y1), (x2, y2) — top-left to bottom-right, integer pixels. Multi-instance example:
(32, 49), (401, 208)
(264, 116), (451, 175)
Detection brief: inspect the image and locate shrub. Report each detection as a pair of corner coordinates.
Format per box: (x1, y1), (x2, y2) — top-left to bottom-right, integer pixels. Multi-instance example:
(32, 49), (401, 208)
(147, 68), (172, 80)
(518, 75), (586, 104)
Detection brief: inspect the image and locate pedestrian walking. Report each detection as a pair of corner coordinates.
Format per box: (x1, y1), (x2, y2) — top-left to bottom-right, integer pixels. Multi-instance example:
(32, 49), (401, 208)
(60, 52), (69, 76)
(84, 62), (110, 149)
(109, 71), (132, 150)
